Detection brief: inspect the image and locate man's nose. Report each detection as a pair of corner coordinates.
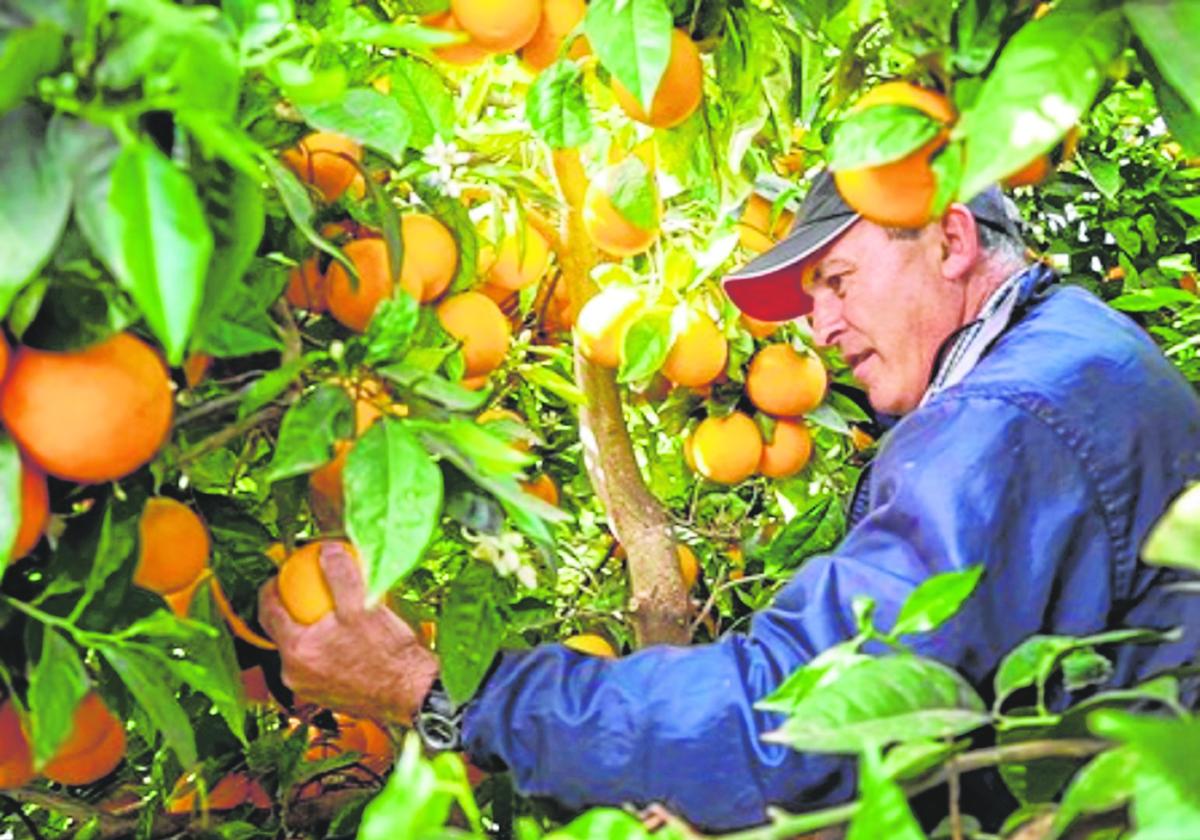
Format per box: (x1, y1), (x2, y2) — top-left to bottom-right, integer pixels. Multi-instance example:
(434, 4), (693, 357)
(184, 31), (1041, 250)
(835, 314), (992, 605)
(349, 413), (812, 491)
(809, 292), (842, 348)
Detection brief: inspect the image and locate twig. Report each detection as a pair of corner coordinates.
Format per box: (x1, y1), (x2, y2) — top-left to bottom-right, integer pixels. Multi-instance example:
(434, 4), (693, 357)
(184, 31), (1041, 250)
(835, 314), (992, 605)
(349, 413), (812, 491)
(273, 299), (303, 365)
(688, 573), (771, 636)
(175, 407), (283, 467)
(174, 384), (255, 427)
(948, 759), (963, 840)
(3, 788), (125, 834)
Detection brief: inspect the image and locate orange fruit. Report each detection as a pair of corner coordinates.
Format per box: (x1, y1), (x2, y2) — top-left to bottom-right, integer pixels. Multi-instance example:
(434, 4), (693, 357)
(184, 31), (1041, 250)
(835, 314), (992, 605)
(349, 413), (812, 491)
(42, 692), (126, 785)
(309, 439), (352, 522)
(582, 165), (662, 257)
(166, 771), (267, 813)
(737, 193), (794, 253)
(690, 412), (763, 485)
(1105, 266), (1126, 283)
(134, 497), (210, 596)
(182, 353), (212, 389)
(849, 425), (876, 452)
(0, 699), (33, 789)
(521, 473), (559, 506)
(436, 292), (512, 377)
(0, 333), (173, 483)
(1180, 273), (1198, 295)
(277, 540), (357, 625)
(741, 313), (783, 339)
(478, 407), (532, 452)
(355, 717), (394, 775)
(401, 213), (459, 303)
(484, 223), (551, 291)
(574, 286), (646, 368)
(612, 29), (704, 129)
(281, 133), (364, 203)
(660, 309), (728, 388)
(424, 11), (492, 65)
(0, 335), (8, 383)
(563, 633), (616, 657)
(1002, 154), (1051, 188)
(758, 418), (813, 479)
(746, 344), (827, 417)
(677, 544), (699, 590)
(326, 238), (412, 332)
(450, 0), (541, 51)
(833, 82), (956, 228)
(10, 460), (48, 562)
(520, 0), (589, 71)
(286, 257), (327, 312)
(682, 432), (697, 471)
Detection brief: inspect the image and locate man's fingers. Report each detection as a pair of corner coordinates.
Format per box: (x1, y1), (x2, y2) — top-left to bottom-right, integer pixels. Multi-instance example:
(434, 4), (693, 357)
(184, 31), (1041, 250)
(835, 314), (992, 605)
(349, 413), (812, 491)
(257, 578), (297, 645)
(319, 541), (368, 621)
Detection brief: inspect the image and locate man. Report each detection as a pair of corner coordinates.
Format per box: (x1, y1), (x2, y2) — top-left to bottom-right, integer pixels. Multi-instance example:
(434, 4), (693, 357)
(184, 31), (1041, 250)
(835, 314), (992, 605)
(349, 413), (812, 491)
(259, 172), (1200, 831)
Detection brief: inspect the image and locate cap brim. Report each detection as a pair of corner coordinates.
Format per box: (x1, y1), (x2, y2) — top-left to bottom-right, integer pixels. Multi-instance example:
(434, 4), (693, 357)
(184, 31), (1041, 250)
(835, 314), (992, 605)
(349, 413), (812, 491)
(723, 213), (857, 321)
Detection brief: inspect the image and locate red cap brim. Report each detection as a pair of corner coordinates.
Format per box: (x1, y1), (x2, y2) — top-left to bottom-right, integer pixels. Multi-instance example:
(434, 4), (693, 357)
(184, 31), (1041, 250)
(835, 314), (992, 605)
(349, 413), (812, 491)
(721, 269), (814, 321)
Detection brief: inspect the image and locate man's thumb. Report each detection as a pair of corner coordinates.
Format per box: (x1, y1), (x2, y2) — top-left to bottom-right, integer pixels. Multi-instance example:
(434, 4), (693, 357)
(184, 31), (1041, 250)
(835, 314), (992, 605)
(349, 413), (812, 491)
(318, 540), (368, 620)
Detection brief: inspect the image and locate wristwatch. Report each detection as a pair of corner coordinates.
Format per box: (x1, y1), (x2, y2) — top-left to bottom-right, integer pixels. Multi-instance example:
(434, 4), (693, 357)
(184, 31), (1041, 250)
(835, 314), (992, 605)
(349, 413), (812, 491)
(414, 679), (465, 752)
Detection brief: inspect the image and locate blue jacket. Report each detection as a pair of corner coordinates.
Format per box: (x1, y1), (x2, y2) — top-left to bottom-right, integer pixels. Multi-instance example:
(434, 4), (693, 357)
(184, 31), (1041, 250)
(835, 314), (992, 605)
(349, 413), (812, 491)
(462, 270), (1200, 830)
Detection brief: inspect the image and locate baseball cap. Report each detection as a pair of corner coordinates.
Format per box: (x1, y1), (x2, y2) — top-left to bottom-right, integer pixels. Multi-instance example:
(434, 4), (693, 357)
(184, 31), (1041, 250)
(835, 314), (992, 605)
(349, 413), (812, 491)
(722, 171), (1023, 321)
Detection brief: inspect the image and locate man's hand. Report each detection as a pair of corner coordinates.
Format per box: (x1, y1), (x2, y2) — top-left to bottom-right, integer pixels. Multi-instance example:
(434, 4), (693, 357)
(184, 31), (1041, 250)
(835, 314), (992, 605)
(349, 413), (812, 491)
(258, 542), (439, 724)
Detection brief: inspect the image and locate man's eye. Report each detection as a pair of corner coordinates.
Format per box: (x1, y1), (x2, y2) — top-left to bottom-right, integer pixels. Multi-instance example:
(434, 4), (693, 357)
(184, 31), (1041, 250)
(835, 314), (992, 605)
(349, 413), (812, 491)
(826, 275), (844, 294)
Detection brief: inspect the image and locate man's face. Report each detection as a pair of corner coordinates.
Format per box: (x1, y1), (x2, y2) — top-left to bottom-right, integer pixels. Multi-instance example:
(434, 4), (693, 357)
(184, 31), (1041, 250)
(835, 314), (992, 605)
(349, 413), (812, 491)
(805, 220), (967, 415)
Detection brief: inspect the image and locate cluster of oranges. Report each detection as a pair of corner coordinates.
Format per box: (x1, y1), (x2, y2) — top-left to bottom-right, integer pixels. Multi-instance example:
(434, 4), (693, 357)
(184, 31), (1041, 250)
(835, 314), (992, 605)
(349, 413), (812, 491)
(424, 0), (589, 70)
(0, 691), (126, 789)
(0, 332), (173, 568)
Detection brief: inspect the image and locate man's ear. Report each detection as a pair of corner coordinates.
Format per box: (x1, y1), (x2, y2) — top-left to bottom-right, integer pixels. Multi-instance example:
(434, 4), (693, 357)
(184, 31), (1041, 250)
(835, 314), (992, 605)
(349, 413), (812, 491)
(939, 204), (980, 282)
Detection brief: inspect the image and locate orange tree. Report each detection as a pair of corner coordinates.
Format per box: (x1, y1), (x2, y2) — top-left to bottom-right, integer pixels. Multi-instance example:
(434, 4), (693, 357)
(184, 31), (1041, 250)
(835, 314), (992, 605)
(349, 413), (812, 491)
(0, 0), (1199, 838)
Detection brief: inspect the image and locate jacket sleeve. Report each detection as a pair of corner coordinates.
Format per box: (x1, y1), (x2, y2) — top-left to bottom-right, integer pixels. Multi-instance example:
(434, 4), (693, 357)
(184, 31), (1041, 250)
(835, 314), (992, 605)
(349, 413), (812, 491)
(461, 395), (1116, 831)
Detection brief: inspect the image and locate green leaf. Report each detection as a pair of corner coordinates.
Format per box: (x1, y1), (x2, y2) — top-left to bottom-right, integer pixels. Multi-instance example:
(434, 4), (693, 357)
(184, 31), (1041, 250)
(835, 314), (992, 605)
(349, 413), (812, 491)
(1050, 746), (1140, 839)
(72, 492), (141, 621)
(758, 640), (869, 713)
(956, 1), (1125, 200)
(526, 60), (593, 150)
(358, 733), (456, 839)
(880, 739), (959, 783)
(410, 417), (533, 477)
(272, 58), (348, 105)
(345, 419), (444, 604)
(381, 56), (455, 150)
(100, 643), (197, 767)
(829, 104), (942, 171)
(362, 295), (421, 367)
(264, 384), (354, 483)
(1143, 483), (1200, 572)
(28, 629), (90, 765)
(607, 155), (658, 231)
(108, 142), (213, 365)
(439, 563), (505, 704)
(222, 0), (294, 52)
(889, 565), (983, 639)
(0, 22), (63, 114)
(760, 496), (844, 573)
(846, 751), (926, 840)
(1059, 648), (1113, 693)
(239, 355), (311, 419)
(1108, 287), (1196, 312)
(377, 362), (489, 412)
(805, 403), (851, 435)
(619, 307), (673, 383)
(765, 655), (989, 753)
(0, 106), (72, 317)
(1124, 2), (1200, 119)
(585, 0), (673, 114)
(0, 437), (19, 572)
(297, 88), (412, 163)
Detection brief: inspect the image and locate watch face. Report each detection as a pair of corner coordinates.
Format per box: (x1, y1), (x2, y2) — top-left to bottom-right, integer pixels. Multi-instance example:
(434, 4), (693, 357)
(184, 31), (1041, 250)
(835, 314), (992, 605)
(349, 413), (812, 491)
(415, 681), (465, 752)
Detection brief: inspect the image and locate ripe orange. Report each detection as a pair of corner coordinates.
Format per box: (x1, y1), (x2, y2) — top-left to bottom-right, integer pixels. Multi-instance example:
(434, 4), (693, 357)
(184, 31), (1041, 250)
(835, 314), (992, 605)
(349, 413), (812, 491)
(424, 11), (492, 65)
(758, 418), (813, 479)
(574, 286), (646, 368)
(42, 692), (126, 785)
(612, 29), (704, 129)
(0, 333), (173, 483)
(746, 344), (827, 417)
(281, 133), (364, 203)
(741, 313), (783, 339)
(582, 165), (661, 257)
(286, 257), (327, 312)
(833, 82), (956, 228)
(1002, 154), (1051, 189)
(563, 633), (616, 657)
(521, 473), (559, 506)
(277, 540), (358, 625)
(309, 439), (352, 522)
(660, 309), (728, 388)
(402, 213), (459, 302)
(0, 699), (33, 789)
(9, 460), (48, 562)
(690, 412), (763, 485)
(1180, 273), (1198, 295)
(436, 292), (512, 377)
(451, 0), (541, 51)
(520, 0), (589, 71)
(326, 239), (411, 332)
(484, 223), (551, 291)
(0, 335), (8, 383)
(134, 497), (210, 597)
(182, 353), (212, 389)
(167, 771), (269, 813)
(677, 544), (699, 590)
(737, 193), (795, 253)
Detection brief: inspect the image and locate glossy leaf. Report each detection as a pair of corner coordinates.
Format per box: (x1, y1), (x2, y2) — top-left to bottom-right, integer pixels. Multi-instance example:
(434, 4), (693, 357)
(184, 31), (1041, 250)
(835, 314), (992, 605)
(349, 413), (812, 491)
(298, 88), (412, 163)
(607, 155), (657, 230)
(222, 0), (294, 52)
(382, 56), (455, 150)
(28, 629), (90, 765)
(758, 639), (868, 713)
(527, 60), (593, 150)
(585, 0), (673, 114)
(829, 104), (942, 171)
(0, 437), (19, 572)
(0, 106), (72, 318)
(109, 142), (214, 365)
(239, 356), (311, 420)
(359, 734), (456, 839)
(345, 419), (444, 604)
(846, 751), (926, 840)
(440, 563), (505, 704)
(1142, 482), (1200, 572)
(619, 308), (673, 384)
(264, 384), (354, 483)
(1050, 746), (1139, 839)
(1124, 1), (1200, 118)
(0, 22), (63, 114)
(890, 565), (984, 639)
(100, 643), (197, 767)
(765, 654), (989, 753)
